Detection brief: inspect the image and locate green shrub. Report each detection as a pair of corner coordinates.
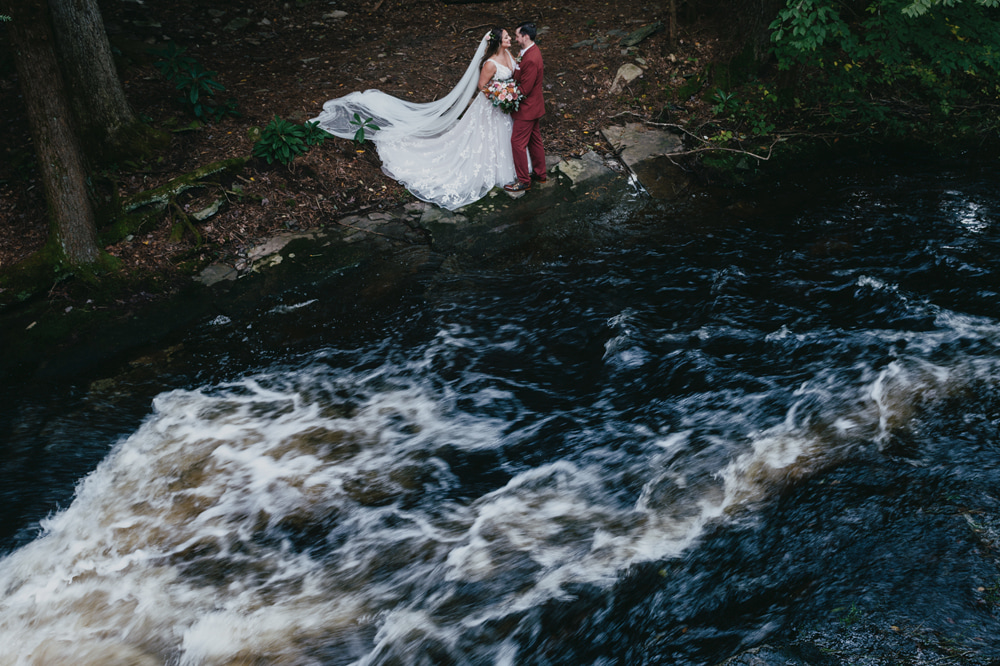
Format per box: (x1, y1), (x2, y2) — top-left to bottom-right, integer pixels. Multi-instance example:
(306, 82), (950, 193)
(252, 116), (331, 165)
(153, 43), (197, 81)
(154, 44), (239, 122)
(769, 0), (1000, 137)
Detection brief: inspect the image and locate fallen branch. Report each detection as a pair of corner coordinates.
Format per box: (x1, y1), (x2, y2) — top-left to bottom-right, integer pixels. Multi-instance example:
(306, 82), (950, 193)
(633, 117), (786, 161)
(662, 136), (785, 163)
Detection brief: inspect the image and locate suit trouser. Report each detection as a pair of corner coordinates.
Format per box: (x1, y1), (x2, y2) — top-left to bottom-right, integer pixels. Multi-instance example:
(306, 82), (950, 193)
(512, 117), (545, 183)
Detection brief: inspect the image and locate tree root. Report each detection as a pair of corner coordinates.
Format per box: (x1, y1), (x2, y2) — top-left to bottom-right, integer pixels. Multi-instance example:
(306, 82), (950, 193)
(168, 199), (202, 247)
(124, 157), (247, 213)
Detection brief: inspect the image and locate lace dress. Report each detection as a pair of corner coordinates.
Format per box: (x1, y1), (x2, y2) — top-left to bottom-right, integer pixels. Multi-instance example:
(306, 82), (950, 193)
(375, 60), (516, 211)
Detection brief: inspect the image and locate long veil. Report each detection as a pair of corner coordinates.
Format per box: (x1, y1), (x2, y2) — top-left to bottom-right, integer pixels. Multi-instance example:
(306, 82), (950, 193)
(311, 33), (491, 143)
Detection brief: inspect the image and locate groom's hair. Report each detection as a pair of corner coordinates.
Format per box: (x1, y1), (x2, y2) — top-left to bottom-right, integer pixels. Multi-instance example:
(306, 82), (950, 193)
(516, 22), (537, 41)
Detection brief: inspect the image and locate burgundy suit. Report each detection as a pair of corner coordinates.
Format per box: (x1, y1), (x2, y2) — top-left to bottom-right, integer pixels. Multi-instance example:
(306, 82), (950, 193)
(511, 43), (546, 184)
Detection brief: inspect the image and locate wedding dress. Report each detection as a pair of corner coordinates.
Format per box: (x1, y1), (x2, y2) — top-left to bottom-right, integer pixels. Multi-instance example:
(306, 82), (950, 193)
(311, 35), (515, 211)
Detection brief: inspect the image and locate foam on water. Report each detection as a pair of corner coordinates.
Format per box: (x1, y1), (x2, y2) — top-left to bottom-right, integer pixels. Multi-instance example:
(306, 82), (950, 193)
(3, 281), (1000, 664)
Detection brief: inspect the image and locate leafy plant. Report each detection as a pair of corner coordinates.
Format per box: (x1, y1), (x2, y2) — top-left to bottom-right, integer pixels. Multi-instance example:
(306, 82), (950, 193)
(903, 0), (1000, 16)
(769, 0), (1000, 137)
(154, 46), (239, 122)
(153, 43), (197, 82)
(173, 63), (225, 120)
(710, 89), (739, 116)
(348, 113), (380, 145)
(253, 116), (331, 165)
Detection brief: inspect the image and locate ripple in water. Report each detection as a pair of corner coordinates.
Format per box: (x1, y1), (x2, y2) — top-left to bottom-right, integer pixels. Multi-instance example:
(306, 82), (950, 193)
(3, 162), (1000, 664)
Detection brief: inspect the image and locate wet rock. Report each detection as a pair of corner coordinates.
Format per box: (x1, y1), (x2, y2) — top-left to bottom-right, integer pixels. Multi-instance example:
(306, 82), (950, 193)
(717, 643), (839, 665)
(555, 150), (614, 188)
(420, 207), (467, 225)
(404, 201), (430, 214)
(601, 123), (689, 198)
(246, 230), (320, 262)
(196, 263), (238, 286)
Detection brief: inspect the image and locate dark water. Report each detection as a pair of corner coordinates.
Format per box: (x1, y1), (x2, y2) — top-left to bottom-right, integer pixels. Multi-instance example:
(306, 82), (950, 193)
(2, 155), (1000, 665)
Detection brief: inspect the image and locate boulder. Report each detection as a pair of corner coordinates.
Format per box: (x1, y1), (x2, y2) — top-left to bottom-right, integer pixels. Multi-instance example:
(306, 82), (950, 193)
(610, 63), (644, 94)
(620, 21), (664, 47)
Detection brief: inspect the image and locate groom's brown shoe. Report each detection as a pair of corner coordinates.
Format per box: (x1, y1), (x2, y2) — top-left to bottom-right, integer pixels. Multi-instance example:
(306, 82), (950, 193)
(531, 173), (547, 183)
(504, 180), (531, 192)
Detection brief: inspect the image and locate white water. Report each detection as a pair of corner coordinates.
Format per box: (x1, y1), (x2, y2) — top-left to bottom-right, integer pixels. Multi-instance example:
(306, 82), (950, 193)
(5, 316), (998, 665)
(4, 232), (1000, 664)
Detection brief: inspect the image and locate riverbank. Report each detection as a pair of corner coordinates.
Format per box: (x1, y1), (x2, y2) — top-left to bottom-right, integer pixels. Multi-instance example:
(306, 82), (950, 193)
(0, 137), (635, 387)
(0, 0), (728, 306)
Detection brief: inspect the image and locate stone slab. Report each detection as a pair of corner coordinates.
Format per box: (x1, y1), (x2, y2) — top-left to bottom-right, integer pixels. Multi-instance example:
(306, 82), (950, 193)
(555, 150), (614, 187)
(601, 123), (683, 168)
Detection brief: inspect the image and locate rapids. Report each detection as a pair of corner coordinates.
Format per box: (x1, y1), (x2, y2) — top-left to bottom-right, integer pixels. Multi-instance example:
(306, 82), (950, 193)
(2, 154), (1000, 665)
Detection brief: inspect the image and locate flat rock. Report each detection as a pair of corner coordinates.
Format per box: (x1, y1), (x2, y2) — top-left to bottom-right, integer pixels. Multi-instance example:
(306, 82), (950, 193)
(601, 122), (682, 168)
(246, 230), (319, 261)
(195, 263), (238, 286)
(555, 150), (614, 187)
(420, 207), (467, 225)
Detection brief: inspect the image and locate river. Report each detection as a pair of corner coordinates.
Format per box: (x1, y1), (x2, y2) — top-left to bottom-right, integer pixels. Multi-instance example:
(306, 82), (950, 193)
(2, 153), (1000, 665)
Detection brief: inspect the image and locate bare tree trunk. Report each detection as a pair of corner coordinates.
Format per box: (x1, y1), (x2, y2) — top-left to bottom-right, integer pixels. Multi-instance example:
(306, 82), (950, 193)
(8, 0), (100, 266)
(732, 0), (786, 61)
(48, 0), (141, 160)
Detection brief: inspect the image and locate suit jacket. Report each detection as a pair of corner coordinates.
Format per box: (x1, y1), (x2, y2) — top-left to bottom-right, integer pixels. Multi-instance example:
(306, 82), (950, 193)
(513, 44), (545, 121)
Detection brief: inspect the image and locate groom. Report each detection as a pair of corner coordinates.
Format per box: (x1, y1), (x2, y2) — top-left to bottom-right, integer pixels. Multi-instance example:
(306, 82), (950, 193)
(504, 22), (546, 193)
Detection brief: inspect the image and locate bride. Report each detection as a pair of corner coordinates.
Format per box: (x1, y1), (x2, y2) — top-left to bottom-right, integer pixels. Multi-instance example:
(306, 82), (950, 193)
(311, 28), (517, 211)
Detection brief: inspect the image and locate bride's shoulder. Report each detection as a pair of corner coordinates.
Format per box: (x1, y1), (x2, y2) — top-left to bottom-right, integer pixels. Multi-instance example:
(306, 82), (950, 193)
(490, 53), (512, 70)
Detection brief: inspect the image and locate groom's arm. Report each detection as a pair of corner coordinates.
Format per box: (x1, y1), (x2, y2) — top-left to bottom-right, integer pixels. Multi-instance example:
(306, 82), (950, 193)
(518, 57), (540, 98)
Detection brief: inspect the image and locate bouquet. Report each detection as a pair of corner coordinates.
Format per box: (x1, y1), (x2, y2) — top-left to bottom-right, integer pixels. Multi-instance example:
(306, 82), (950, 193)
(485, 78), (524, 114)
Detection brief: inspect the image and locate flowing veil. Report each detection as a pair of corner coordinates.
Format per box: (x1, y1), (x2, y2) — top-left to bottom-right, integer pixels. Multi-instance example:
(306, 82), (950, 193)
(311, 33), (491, 143)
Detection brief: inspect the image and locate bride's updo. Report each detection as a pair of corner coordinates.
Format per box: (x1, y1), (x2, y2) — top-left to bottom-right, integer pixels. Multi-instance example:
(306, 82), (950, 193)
(479, 27), (504, 70)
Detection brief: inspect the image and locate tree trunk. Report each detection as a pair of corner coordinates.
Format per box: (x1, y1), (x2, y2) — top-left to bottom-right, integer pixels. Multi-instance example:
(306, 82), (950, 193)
(731, 0), (786, 61)
(8, 1), (100, 266)
(48, 0), (142, 161)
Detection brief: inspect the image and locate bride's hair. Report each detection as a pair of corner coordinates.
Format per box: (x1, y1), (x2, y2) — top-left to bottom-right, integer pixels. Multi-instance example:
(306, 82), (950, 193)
(479, 27), (504, 71)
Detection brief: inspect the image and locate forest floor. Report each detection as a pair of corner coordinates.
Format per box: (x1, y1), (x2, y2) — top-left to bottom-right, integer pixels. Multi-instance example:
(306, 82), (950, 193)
(0, 0), (733, 306)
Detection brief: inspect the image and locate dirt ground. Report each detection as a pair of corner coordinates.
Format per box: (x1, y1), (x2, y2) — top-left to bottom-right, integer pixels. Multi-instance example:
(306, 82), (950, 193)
(0, 0), (727, 301)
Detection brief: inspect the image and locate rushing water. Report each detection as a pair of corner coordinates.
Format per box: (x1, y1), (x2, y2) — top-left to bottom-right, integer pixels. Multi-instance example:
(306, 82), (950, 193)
(2, 155), (1000, 665)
